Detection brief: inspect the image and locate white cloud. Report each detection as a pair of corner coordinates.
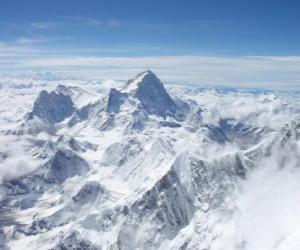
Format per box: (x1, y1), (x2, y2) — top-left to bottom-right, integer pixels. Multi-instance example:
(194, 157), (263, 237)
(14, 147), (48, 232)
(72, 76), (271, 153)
(0, 42), (39, 57)
(30, 22), (61, 29)
(230, 144), (300, 250)
(8, 55), (300, 89)
(107, 19), (123, 28)
(0, 135), (39, 182)
(0, 37), (300, 89)
(15, 37), (48, 45)
(0, 155), (38, 182)
(192, 91), (300, 130)
(76, 17), (104, 26)
(72, 17), (123, 27)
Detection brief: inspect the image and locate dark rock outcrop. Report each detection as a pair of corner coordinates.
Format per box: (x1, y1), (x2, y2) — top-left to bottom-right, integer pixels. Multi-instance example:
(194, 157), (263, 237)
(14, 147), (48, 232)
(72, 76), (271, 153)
(28, 90), (74, 124)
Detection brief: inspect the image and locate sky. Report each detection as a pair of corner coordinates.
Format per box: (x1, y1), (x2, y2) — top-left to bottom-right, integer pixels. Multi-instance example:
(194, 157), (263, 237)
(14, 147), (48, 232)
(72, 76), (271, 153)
(1, 0), (300, 88)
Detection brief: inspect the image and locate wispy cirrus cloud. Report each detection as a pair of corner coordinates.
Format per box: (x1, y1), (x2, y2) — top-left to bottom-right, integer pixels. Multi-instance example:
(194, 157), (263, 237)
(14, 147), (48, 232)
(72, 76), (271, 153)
(29, 18), (123, 29)
(0, 54), (297, 89)
(71, 17), (123, 27)
(30, 21), (62, 29)
(15, 37), (48, 45)
(0, 35), (299, 89)
(0, 42), (39, 56)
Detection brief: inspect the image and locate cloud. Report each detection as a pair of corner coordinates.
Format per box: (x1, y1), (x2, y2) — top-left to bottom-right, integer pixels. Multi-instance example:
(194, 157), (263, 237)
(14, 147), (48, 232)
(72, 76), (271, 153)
(75, 17), (104, 26)
(7, 55), (300, 89)
(72, 17), (123, 27)
(28, 18), (122, 30)
(15, 37), (48, 45)
(195, 91), (300, 130)
(0, 155), (38, 182)
(0, 135), (39, 182)
(0, 42), (39, 56)
(230, 142), (300, 250)
(30, 22), (61, 29)
(0, 36), (300, 89)
(106, 19), (123, 28)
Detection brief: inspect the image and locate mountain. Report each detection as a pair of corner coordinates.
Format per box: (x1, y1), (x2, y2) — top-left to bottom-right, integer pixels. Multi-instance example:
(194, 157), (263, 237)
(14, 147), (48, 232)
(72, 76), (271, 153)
(0, 70), (299, 250)
(66, 70), (190, 131)
(125, 70), (177, 117)
(27, 89), (75, 124)
(107, 88), (128, 113)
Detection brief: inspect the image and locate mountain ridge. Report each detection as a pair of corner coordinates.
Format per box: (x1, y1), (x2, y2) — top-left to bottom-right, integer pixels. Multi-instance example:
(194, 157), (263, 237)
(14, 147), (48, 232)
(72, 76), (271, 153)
(0, 70), (299, 249)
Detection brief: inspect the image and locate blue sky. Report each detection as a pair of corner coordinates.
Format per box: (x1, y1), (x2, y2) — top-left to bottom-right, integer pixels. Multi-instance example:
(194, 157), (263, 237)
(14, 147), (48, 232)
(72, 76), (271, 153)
(1, 0), (300, 88)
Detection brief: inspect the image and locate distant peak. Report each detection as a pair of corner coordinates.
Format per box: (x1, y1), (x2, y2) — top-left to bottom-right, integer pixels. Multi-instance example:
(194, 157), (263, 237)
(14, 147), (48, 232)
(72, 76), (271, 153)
(28, 88), (75, 124)
(136, 70), (156, 79)
(123, 70), (176, 117)
(135, 70), (160, 84)
(124, 70), (160, 91)
(55, 84), (71, 96)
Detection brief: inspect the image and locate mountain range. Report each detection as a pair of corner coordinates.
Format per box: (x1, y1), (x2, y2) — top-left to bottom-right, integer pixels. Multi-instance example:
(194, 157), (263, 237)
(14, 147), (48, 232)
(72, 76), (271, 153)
(0, 71), (300, 250)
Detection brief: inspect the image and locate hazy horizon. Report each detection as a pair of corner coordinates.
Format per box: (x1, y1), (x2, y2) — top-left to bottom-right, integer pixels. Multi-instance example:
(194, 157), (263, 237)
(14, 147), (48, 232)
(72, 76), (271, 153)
(1, 0), (300, 89)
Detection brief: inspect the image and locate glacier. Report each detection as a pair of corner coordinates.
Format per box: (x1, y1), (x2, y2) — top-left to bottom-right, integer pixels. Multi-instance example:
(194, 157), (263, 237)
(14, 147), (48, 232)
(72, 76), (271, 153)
(0, 71), (300, 249)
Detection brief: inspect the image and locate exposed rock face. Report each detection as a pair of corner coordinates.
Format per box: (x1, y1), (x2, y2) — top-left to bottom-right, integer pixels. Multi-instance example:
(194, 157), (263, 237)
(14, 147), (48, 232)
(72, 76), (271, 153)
(47, 149), (89, 184)
(52, 231), (100, 250)
(1, 149), (90, 200)
(72, 181), (105, 205)
(101, 139), (143, 166)
(107, 88), (127, 113)
(64, 71), (198, 132)
(113, 149), (249, 249)
(219, 118), (270, 148)
(0, 227), (6, 249)
(57, 135), (98, 153)
(278, 118), (300, 145)
(126, 70), (177, 117)
(28, 90), (74, 124)
(129, 167), (194, 235)
(3, 71), (297, 250)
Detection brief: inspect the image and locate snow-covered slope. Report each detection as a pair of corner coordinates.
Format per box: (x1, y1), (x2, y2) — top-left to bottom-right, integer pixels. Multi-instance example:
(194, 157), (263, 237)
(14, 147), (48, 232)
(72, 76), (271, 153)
(0, 71), (300, 250)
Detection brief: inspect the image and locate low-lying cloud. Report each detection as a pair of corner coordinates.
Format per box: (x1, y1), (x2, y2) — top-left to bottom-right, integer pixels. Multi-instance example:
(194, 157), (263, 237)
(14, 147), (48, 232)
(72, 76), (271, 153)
(0, 136), (39, 182)
(0, 48), (300, 88)
(232, 145), (300, 250)
(0, 155), (38, 182)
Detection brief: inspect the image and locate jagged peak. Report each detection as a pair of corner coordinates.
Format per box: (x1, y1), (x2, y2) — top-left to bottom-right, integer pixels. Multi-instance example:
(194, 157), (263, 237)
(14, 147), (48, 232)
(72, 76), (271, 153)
(135, 69), (157, 81)
(107, 88), (127, 113)
(55, 84), (72, 96)
(124, 70), (161, 92)
(278, 117), (300, 144)
(123, 70), (177, 117)
(28, 88), (75, 124)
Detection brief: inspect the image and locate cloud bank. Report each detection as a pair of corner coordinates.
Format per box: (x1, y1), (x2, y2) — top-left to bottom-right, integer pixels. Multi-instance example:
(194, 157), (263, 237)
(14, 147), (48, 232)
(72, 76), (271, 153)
(231, 144), (300, 250)
(0, 136), (39, 182)
(0, 52), (300, 89)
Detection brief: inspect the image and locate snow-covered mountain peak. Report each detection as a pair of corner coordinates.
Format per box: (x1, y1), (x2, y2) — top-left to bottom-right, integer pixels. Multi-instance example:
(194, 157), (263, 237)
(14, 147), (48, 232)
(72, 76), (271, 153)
(107, 88), (127, 113)
(2, 73), (300, 249)
(124, 70), (177, 117)
(279, 118), (300, 142)
(27, 88), (75, 124)
(55, 84), (72, 95)
(124, 70), (157, 91)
